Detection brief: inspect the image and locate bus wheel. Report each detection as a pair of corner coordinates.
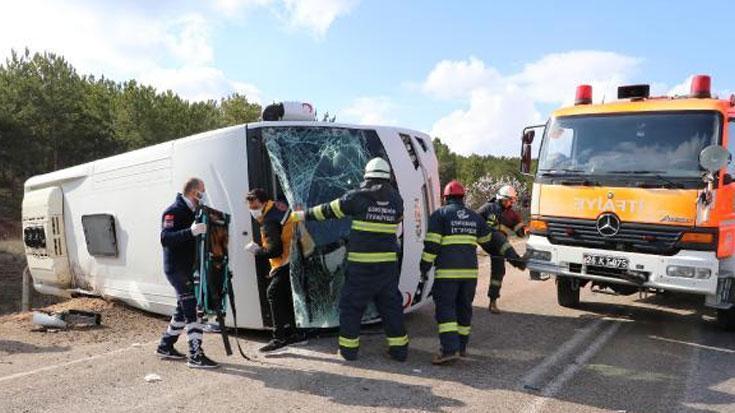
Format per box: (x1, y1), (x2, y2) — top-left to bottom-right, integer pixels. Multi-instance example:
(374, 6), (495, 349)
(557, 276), (581, 308)
(716, 307), (735, 331)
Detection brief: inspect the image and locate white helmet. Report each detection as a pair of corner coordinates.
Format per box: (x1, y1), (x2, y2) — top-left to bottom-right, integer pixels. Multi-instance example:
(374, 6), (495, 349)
(364, 157), (392, 180)
(497, 185), (518, 200)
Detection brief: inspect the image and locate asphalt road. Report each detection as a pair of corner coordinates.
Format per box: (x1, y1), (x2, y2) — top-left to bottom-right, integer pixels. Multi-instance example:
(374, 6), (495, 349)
(1, 257), (734, 413)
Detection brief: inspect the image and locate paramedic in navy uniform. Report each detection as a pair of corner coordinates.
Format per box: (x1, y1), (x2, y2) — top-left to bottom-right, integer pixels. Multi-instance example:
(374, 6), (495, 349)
(155, 177), (219, 369)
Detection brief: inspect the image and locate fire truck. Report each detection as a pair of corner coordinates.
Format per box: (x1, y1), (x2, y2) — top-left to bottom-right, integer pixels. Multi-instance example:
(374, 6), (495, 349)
(521, 76), (735, 329)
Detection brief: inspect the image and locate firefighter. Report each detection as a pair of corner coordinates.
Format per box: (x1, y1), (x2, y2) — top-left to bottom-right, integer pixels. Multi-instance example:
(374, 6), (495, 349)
(156, 177), (219, 369)
(421, 180), (526, 365)
(292, 158), (408, 362)
(244, 188), (306, 353)
(477, 185), (528, 314)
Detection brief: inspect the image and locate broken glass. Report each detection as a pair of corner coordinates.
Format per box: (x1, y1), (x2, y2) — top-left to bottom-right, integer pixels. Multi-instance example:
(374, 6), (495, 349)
(262, 126), (387, 328)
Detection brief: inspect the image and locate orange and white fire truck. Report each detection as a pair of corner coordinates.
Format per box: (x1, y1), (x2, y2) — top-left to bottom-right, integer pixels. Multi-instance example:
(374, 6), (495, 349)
(521, 75), (735, 328)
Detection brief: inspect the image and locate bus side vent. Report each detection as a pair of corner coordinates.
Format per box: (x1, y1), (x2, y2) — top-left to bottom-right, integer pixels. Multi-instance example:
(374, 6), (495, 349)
(400, 133), (420, 169)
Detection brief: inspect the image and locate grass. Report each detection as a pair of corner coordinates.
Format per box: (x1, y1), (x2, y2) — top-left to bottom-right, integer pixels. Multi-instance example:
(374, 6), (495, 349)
(0, 239), (25, 256)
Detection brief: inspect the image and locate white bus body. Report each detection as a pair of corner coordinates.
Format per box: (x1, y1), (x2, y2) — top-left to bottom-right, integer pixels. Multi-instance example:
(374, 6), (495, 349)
(22, 121), (440, 329)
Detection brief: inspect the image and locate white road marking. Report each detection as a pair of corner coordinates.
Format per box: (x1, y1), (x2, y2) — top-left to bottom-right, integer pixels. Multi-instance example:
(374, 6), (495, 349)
(0, 340), (158, 384)
(524, 321), (622, 413)
(649, 335), (735, 354)
(521, 318), (606, 391)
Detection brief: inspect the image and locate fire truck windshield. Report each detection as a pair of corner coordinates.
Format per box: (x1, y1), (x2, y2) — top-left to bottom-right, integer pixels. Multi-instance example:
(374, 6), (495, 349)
(538, 111), (721, 178)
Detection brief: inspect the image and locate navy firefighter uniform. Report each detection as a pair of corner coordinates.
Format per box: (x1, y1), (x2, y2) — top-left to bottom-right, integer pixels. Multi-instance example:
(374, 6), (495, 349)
(421, 181), (525, 363)
(477, 191), (527, 302)
(157, 193), (206, 358)
(296, 157), (409, 362)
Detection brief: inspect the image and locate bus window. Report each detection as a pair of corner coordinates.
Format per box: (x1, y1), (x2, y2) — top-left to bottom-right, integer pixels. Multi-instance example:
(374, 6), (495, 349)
(261, 126), (393, 328)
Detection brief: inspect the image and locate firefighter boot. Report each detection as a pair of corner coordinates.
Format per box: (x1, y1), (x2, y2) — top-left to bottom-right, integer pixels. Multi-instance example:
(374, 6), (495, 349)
(432, 351), (459, 365)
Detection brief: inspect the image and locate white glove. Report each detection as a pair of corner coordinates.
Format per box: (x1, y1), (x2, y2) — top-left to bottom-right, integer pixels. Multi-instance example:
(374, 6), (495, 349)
(292, 210), (306, 222)
(190, 222), (207, 236)
(245, 241), (262, 254)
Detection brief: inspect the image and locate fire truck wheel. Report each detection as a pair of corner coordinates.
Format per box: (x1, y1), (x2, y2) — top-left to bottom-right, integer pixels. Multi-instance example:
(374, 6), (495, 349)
(716, 308), (735, 331)
(557, 276), (580, 308)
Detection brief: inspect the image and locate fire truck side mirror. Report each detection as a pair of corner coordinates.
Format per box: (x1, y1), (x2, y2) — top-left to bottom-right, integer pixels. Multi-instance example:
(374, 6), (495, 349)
(699, 145), (731, 173)
(521, 143), (532, 174)
(522, 130), (535, 144)
(520, 129), (535, 174)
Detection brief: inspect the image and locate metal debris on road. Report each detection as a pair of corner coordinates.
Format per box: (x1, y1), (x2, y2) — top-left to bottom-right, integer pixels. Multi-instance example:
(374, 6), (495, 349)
(31, 309), (102, 331)
(144, 374), (162, 383)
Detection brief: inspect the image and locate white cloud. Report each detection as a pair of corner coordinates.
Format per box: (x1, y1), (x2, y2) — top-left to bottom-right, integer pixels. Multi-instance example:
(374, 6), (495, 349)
(421, 56), (503, 100)
(214, 0), (274, 15)
(140, 67), (262, 103)
(667, 76), (694, 97)
(431, 86), (542, 156)
(213, 0), (358, 37)
(0, 1), (260, 102)
(338, 96), (397, 125)
(282, 0), (359, 37)
(512, 50), (641, 105)
(423, 51), (642, 155)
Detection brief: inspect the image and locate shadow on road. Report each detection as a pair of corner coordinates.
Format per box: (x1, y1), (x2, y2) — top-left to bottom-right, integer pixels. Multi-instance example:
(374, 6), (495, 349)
(214, 361), (464, 412)
(0, 340), (70, 355)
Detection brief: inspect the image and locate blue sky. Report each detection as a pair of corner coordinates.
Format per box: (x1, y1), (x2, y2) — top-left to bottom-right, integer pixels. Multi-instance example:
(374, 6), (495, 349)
(1, 0), (732, 156)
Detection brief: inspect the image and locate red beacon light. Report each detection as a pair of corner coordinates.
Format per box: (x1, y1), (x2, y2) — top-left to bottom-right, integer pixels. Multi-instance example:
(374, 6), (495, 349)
(575, 84), (592, 105)
(690, 75), (711, 98)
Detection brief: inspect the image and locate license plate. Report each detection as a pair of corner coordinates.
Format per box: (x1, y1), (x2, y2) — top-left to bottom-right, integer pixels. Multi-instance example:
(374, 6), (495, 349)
(583, 254), (629, 270)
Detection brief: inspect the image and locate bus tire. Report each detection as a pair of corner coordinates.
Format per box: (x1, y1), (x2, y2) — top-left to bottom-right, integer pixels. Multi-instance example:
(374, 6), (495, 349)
(557, 276), (580, 308)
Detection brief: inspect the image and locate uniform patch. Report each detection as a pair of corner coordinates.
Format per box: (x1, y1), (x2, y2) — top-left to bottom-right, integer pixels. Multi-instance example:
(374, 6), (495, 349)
(163, 214), (175, 229)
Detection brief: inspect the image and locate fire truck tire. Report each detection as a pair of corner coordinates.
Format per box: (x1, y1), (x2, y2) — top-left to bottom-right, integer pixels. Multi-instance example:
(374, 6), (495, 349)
(557, 276), (580, 308)
(716, 308), (735, 331)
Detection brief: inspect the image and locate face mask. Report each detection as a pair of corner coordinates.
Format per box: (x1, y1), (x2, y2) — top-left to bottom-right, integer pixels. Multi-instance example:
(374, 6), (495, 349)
(249, 208), (263, 220)
(196, 191), (209, 206)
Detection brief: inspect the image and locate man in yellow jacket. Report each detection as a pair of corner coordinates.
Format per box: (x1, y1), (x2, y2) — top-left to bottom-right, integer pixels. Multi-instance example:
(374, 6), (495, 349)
(245, 188), (306, 353)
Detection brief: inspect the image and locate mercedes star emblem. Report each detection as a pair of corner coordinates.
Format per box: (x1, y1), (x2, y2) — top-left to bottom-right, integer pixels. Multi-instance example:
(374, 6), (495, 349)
(596, 213), (621, 237)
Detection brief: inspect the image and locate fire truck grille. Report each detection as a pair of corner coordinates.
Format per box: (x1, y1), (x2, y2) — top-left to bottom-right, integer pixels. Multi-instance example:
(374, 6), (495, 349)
(545, 218), (686, 256)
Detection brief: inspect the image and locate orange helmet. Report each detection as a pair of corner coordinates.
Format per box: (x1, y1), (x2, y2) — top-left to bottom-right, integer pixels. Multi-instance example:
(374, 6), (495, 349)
(443, 180), (465, 197)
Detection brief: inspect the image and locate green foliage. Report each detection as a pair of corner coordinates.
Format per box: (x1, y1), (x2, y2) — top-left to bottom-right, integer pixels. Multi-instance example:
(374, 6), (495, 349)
(432, 137), (531, 190)
(0, 49), (262, 218)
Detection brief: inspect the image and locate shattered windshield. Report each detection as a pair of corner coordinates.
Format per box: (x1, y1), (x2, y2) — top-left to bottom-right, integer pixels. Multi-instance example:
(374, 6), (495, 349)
(538, 111), (721, 177)
(262, 126), (389, 328)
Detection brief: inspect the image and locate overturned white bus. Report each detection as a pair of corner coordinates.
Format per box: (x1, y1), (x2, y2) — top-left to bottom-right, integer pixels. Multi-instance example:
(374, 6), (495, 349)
(21, 104), (440, 329)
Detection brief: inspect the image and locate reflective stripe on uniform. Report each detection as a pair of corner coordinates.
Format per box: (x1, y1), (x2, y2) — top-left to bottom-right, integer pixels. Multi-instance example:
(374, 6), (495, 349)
(438, 321), (458, 333)
(435, 268), (478, 279)
(425, 232), (442, 244)
(351, 220), (398, 234)
(386, 335), (409, 347)
(500, 242), (512, 254)
(421, 251), (437, 263)
(338, 336), (360, 348)
(499, 224), (513, 236)
(347, 251), (397, 263)
(513, 223), (525, 232)
(311, 205), (326, 221)
(441, 235), (477, 246)
(330, 199), (345, 219)
(457, 325), (471, 336)
(490, 279), (503, 287)
(477, 233), (492, 244)
(486, 217), (498, 228)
